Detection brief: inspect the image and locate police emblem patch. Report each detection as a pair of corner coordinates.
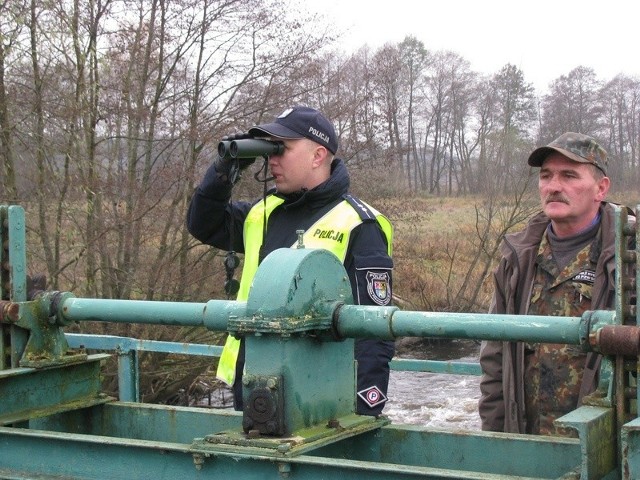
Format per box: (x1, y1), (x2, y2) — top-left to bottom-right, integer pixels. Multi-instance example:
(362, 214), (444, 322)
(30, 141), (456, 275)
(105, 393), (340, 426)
(357, 385), (388, 408)
(366, 271), (391, 306)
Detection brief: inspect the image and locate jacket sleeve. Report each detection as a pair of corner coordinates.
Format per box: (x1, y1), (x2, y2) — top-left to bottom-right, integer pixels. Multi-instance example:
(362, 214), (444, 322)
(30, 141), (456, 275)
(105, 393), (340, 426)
(479, 339), (505, 431)
(478, 267), (507, 431)
(344, 221), (395, 416)
(344, 221), (393, 307)
(186, 161), (252, 252)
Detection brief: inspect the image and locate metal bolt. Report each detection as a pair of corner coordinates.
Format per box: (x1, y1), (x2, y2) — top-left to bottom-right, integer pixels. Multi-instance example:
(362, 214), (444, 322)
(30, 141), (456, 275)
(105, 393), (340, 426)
(327, 419), (340, 428)
(277, 443), (291, 453)
(192, 453), (205, 471)
(242, 417), (254, 431)
(278, 462), (292, 478)
(266, 421), (277, 434)
(0, 301), (19, 323)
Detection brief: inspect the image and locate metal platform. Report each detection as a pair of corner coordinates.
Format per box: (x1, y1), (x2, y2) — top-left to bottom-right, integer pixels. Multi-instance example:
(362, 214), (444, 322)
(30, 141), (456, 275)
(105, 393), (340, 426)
(1, 204), (638, 479)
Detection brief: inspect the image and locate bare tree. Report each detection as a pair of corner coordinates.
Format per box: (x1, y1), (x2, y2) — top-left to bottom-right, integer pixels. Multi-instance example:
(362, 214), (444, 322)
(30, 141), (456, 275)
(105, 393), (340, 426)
(397, 36), (429, 193)
(371, 44), (408, 184)
(487, 64), (536, 194)
(0, 0), (27, 202)
(539, 66), (603, 143)
(447, 56), (478, 195)
(421, 50), (476, 196)
(599, 74), (640, 190)
(325, 48), (380, 168)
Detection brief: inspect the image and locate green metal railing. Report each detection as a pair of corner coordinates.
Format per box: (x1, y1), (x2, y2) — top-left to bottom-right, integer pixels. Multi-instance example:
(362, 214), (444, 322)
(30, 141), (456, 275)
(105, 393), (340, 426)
(1, 203), (638, 479)
(65, 333), (481, 403)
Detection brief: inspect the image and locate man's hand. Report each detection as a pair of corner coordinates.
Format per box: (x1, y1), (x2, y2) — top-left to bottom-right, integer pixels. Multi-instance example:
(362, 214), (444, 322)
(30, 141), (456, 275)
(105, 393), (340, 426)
(215, 132), (256, 183)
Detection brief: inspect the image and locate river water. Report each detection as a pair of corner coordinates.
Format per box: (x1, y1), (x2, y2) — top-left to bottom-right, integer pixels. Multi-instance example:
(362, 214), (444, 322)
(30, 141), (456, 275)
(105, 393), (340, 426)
(384, 338), (481, 430)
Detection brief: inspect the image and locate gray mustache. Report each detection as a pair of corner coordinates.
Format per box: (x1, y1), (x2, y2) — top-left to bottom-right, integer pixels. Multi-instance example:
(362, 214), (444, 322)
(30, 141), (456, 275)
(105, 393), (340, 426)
(545, 194), (569, 204)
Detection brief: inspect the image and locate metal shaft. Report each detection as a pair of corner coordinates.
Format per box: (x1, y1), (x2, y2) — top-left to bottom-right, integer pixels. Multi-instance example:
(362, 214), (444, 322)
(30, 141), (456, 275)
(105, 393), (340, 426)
(336, 304), (589, 344)
(57, 292), (627, 351)
(59, 297), (242, 331)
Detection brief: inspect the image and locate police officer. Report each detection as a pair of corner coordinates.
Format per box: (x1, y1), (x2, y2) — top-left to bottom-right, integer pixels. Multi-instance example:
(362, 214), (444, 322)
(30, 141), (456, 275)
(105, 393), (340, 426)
(187, 106), (395, 416)
(479, 132), (636, 435)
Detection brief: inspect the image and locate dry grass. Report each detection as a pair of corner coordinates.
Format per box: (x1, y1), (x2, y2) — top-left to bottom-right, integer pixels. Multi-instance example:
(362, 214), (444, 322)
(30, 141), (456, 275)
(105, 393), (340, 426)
(363, 195), (498, 313)
(372, 190), (640, 314)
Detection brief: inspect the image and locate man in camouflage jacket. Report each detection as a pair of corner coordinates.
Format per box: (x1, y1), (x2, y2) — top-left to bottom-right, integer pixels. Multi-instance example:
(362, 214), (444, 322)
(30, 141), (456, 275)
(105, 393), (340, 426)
(479, 132), (636, 435)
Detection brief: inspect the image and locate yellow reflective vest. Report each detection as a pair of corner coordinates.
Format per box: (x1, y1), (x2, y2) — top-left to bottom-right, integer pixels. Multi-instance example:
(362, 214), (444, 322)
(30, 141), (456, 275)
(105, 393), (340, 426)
(216, 194), (393, 385)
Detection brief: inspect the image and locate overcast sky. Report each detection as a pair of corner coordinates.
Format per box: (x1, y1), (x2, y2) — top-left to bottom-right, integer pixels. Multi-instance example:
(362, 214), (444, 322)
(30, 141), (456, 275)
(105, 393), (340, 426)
(314, 0), (639, 94)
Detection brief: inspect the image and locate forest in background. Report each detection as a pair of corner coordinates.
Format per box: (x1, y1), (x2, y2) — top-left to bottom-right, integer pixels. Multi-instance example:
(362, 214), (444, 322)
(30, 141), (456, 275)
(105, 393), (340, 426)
(1, 0), (639, 402)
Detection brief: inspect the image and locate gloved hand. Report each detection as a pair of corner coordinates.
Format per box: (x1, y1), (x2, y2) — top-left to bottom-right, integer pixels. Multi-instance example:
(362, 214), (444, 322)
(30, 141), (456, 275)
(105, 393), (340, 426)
(214, 132), (256, 183)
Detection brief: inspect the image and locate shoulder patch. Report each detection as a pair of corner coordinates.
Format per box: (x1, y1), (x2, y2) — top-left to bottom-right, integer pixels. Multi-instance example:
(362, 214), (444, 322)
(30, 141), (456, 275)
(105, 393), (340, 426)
(366, 271), (391, 305)
(343, 194), (376, 221)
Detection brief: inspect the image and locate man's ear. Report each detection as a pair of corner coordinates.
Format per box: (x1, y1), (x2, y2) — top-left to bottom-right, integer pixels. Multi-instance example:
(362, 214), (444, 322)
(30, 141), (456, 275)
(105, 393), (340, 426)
(312, 145), (329, 168)
(596, 176), (610, 201)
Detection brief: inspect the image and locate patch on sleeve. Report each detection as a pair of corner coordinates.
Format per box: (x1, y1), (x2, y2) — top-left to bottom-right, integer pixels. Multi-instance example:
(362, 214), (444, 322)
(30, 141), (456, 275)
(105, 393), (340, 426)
(366, 271), (391, 305)
(357, 385), (388, 408)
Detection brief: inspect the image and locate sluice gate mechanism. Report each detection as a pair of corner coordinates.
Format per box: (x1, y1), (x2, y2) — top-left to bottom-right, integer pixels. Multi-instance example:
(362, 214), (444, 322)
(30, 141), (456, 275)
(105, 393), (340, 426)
(0, 204), (638, 479)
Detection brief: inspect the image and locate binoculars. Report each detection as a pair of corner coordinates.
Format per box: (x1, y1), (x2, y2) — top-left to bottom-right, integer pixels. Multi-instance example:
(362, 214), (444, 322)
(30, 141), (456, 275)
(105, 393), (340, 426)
(218, 139), (284, 159)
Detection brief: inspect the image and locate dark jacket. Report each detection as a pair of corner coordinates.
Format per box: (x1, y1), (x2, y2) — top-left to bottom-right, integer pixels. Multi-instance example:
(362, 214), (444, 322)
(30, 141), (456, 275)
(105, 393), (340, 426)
(478, 202), (632, 433)
(187, 158), (395, 415)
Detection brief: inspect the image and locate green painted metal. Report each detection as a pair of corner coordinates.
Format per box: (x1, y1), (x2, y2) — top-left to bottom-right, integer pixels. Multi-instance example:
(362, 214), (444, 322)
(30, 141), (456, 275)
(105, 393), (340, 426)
(338, 306), (594, 345)
(622, 418), (640, 478)
(243, 335), (356, 435)
(59, 296), (235, 329)
(390, 358), (482, 375)
(230, 246), (353, 336)
(0, 203), (638, 479)
(65, 333), (225, 402)
(198, 414), (389, 458)
(9, 293), (88, 367)
(66, 333), (480, 405)
(1, 206), (29, 370)
(0, 354), (111, 424)
(314, 426), (583, 478)
(556, 406), (617, 479)
(65, 333), (224, 357)
(614, 204), (635, 327)
(31, 402), (242, 442)
(2, 206), (27, 302)
(0, 421), (586, 479)
(235, 247), (356, 436)
(54, 285), (613, 347)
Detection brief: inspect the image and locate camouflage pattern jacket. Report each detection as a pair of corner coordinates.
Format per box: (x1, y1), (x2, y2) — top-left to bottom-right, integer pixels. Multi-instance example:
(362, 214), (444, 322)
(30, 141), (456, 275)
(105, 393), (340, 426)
(478, 202), (635, 433)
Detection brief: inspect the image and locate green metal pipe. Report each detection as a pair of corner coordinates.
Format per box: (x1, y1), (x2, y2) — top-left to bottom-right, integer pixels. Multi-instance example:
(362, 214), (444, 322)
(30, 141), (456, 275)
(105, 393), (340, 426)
(59, 297), (242, 331)
(337, 305), (591, 345)
(57, 292), (618, 350)
(390, 359), (482, 375)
